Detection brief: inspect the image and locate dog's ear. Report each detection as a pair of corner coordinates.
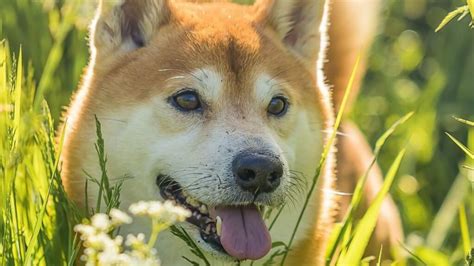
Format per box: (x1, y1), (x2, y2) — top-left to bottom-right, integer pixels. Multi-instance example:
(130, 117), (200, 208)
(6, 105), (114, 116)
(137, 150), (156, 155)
(90, 0), (171, 58)
(254, 0), (327, 67)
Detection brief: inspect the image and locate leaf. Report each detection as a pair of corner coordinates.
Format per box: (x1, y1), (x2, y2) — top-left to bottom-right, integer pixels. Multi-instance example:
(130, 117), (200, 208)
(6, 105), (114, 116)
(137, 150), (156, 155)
(454, 116), (474, 127)
(0, 41), (6, 91)
(182, 256), (200, 266)
(262, 248), (287, 266)
(374, 112), (414, 153)
(337, 149), (406, 264)
(376, 246), (383, 266)
(468, 0), (474, 21)
(435, 6), (469, 32)
(459, 204), (471, 257)
(271, 241), (288, 249)
(413, 247), (450, 266)
(398, 243), (428, 266)
(24, 176), (55, 265)
(13, 49), (22, 148)
(170, 225), (210, 266)
(446, 132), (474, 159)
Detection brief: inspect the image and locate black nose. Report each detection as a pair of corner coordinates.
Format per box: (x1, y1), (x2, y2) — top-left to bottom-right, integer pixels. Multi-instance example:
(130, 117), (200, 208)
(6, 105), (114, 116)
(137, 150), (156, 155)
(232, 152), (283, 193)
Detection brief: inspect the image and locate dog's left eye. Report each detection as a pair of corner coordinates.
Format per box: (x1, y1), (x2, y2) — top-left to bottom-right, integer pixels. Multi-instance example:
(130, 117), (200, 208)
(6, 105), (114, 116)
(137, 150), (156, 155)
(171, 90), (202, 112)
(267, 96), (288, 116)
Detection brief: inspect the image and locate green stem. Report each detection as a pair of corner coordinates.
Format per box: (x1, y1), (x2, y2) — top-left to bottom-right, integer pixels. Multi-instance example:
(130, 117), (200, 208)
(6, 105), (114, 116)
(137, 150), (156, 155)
(148, 221), (166, 248)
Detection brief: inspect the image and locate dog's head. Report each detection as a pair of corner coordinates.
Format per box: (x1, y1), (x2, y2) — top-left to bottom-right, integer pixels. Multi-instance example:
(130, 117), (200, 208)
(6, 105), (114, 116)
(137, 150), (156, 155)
(75, 0), (332, 262)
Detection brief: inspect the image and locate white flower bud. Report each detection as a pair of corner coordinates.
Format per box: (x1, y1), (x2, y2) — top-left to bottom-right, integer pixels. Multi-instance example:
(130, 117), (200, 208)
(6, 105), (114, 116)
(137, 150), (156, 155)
(110, 208), (133, 225)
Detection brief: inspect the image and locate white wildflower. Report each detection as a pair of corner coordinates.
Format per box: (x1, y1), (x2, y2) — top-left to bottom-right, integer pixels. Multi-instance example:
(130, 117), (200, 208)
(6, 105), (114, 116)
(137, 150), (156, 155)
(91, 213), (111, 232)
(129, 200), (191, 224)
(110, 208), (133, 226)
(146, 202), (165, 218)
(129, 201), (150, 216)
(87, 232), (119, 252)
(125, 233), (152, 254)
(77, 200), (189, 266)
(125, 233), (146, 247)
(127, 256), (160, 266)
(74, 224), (96, 239)
(162, 201), (191, 223)
(97, 249), (129, 265)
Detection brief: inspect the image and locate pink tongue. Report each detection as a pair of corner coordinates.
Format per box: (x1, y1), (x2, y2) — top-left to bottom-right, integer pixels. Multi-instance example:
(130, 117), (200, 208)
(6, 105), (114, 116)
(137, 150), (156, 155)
(216, 205), (271, 260)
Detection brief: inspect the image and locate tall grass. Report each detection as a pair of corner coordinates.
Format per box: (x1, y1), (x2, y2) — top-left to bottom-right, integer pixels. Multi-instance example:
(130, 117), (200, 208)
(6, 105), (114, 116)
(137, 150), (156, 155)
(0, 41), (81, 265)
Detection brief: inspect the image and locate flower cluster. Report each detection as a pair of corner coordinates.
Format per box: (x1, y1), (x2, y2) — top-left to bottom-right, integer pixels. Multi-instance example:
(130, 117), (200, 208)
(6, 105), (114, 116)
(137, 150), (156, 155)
(129, 200), (190, 224)
(74, 201), (191, 266)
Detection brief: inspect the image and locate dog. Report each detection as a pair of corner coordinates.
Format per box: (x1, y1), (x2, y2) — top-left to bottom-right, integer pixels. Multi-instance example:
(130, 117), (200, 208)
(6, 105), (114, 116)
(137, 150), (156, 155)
(61, 0), (403, 264)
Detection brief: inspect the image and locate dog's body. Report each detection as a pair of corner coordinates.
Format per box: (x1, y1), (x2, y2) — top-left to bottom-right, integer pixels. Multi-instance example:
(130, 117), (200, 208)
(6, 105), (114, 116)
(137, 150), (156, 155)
(62, 0), (402, 264)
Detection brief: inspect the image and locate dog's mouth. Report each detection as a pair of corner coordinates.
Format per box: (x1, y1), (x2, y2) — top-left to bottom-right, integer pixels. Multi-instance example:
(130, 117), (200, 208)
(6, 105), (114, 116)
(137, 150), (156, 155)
(157, 175), (272, 261)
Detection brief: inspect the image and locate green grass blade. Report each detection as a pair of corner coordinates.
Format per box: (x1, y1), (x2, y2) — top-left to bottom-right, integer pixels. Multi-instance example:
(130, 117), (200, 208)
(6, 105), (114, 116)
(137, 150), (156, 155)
(458, 204), (471, 256)
(352, 112), (413, 208)
(426, 169), (471, 249)
(398, 242), (428, 266)
(33, 17), (74, 110)
(325, 112), (413, 262)
(13, 49), (22, 148)
(376, 246), (383, 266)
(446, 132), (474, 159)
(0, 41), (6, 90)
(24, 112), (69, 264)
(468, 0), (474, 21)
(453, 117), (474, 127)
(338, 149), (406, 265)
(374, 112), (414, 154)
(170, 225), (210, 266)
(24, 175), (55, 264)
(435, 6), (469, 32)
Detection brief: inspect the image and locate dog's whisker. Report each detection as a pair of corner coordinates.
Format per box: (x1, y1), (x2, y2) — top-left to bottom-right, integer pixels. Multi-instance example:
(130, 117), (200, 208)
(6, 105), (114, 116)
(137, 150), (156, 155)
(318, 188), (353, 196)
(320, 129), (350, 137)
(94, 117), (128, 124)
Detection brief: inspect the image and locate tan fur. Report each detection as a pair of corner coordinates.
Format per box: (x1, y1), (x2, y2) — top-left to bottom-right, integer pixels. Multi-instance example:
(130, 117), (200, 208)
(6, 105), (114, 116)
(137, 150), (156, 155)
(62, 0), (401, 264)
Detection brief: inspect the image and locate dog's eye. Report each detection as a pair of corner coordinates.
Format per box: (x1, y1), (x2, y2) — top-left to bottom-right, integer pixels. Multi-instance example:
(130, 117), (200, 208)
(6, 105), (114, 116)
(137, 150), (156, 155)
(171, 90), (202, 111)
(267, 96), (288, 116)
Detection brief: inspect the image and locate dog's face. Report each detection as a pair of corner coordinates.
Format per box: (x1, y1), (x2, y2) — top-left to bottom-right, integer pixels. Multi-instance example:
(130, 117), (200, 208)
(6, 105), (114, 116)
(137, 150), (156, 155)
(68, 0), (331, 262)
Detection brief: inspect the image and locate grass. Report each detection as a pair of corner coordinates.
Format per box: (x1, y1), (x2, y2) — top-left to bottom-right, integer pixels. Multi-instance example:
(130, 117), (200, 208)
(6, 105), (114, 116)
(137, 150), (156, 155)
(0, 0), (473, 265)
(325, 112), (413, 264)
(0, 41), (81, 265)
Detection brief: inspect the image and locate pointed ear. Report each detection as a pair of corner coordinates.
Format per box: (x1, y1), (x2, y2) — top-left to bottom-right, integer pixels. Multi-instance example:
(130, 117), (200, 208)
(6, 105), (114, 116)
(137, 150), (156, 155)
(90, 0), (171, 58)
(254, 0), (327, 66)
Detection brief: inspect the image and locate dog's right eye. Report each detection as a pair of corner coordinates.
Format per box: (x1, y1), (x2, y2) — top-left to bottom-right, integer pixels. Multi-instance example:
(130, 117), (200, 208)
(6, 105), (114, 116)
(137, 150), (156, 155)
(171, 90), (202, 112)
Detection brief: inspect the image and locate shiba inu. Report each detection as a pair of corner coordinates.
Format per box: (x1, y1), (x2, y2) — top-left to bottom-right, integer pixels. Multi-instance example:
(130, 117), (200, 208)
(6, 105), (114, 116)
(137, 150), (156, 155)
(61, 0), (402, 264)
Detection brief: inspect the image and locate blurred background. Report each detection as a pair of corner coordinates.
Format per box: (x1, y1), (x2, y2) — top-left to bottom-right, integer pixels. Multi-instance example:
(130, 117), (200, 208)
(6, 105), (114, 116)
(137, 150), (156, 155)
(0, 0), (472, 264)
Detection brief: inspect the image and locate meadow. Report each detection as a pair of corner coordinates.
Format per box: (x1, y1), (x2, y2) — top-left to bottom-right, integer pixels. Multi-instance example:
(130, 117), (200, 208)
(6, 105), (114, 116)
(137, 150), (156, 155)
(0, 0), (473, 265)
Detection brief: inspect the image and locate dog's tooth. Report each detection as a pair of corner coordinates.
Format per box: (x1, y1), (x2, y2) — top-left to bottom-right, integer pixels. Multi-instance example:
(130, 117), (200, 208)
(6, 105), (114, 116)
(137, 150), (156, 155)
(186, 197), (198, 207)
(204, 223), (211, 234)
(199, 205), (208, 214)
(216, 216), (222, 237)
(164, 190), (173, 198)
